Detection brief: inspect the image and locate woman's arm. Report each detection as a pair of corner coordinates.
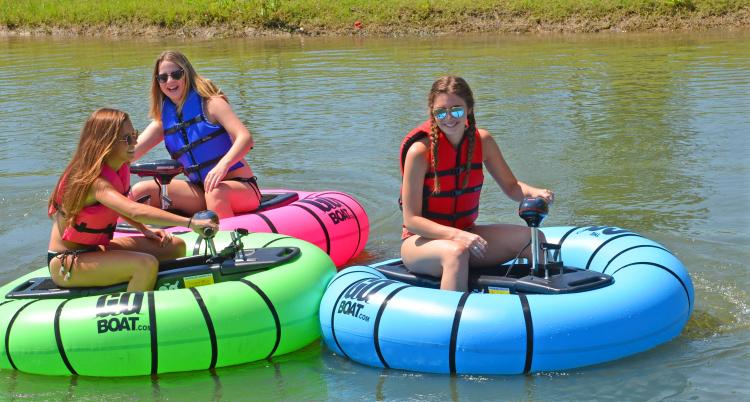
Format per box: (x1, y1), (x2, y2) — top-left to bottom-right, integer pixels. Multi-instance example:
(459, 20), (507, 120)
(133, 120), (165, 161)
(202, 96), (254, 191)
(480, 129), (553, 202)
(92, 178), (193, 228)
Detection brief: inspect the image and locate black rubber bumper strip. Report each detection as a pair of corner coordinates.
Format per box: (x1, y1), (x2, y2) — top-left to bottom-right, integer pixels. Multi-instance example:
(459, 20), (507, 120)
(313, 191), (366, 263)
(5, 300), (40, 370)
(520, 294), (534, 374)
(54, 299), (77, 375)
(256, 212), (278, 233)
(328, 277), (372, 359)
(292, 203), (331, 254)
(610, 261), (692, 310)
(373, 285), (409, 369)
(148, 292), (158, 375)
(449, 292), (471, 374)
(190, 287), (218, 369)
(585, 233), (643, 270)
(601, 244), (671, 274)
(239, 279), (281, 359)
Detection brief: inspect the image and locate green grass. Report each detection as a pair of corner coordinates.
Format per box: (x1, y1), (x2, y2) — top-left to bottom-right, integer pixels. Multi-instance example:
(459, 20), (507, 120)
(1, 0), (747, 31)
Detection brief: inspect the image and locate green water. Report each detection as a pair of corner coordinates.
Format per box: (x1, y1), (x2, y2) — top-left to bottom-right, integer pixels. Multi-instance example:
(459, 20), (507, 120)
(0, 32), (748, 400)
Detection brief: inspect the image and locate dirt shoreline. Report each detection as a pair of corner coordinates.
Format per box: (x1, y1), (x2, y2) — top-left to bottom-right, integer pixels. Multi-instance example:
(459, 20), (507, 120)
(2, 10), (749, 38)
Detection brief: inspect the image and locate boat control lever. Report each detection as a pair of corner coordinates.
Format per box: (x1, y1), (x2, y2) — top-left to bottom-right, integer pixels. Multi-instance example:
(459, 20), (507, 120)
(193, 210), (220, 257)
(518, 197), (549, 277)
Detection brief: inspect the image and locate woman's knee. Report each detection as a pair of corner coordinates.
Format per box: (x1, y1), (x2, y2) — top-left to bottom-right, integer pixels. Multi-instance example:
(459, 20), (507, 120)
(130, 180), (159, 205)
(132, 254), (159, 277)
(442, 241), (470, 263)
(169, 237), (186, 259)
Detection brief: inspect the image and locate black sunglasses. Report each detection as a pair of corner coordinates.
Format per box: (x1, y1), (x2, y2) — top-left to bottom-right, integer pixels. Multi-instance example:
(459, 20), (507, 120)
(156, 69), (184, 84)
(119, 130), (139, 146)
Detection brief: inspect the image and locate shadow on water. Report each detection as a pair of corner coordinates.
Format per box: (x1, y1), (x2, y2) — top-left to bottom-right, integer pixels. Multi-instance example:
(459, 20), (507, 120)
(1, 342), (329, 401)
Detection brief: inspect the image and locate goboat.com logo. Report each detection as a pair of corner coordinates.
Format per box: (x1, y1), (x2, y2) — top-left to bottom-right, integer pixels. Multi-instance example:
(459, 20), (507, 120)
(305, 196), (353, 225)
(337, 278), (398, 323)
(95, 293), (150, 334)
(578, 226), (631, 237)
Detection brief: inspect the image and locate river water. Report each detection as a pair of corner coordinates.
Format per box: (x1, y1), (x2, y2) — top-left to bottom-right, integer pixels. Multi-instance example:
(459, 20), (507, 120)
(0, 31), (748, 400)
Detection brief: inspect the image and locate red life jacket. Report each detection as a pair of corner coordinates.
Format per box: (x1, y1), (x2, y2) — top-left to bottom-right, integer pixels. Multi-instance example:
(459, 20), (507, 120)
(50, 164), (131, 246)
(400, 120), (484, 234)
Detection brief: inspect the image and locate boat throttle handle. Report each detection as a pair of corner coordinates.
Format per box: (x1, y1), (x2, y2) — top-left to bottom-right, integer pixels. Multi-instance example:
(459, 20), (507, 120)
(518, 197), (549, 276)
(193, 210), (219, 257)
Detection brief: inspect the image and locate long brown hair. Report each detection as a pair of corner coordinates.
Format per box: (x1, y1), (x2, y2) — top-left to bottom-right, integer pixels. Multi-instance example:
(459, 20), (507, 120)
(427, 76), (477, 193)
(48, 108), (129, 227)
(148, 50), (227, 121)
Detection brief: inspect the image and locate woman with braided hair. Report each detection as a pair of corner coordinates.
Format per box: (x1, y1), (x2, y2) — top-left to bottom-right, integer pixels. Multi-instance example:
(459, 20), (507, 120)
(399, 76), (554, 291)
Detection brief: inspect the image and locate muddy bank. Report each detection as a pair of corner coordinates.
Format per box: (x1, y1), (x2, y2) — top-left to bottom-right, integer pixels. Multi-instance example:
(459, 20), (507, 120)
(2, 9), (749, 38)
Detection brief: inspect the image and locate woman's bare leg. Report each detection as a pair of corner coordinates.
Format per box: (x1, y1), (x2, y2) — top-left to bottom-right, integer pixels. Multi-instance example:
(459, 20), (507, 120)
(401, 235), (470, 292)
(205, 180), (261, 218)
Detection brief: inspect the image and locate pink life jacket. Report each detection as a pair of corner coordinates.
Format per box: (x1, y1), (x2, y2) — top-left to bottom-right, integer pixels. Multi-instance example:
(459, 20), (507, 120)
(50, 164), (130, 246)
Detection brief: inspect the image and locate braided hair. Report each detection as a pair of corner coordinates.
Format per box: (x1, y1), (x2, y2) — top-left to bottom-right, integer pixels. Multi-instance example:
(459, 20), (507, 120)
(427, 76), (477, 193)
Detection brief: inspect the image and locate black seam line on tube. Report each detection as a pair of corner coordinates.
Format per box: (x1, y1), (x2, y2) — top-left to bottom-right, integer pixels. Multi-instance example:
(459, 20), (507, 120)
(291, 204), (331, 254)
(325, 266), (380, 290)
(256, 213), (278, 233)
(148, 292), (158, 375)
(190, 288), (218, 370)
(261, 237), (294, 248)
(239, 279), (281, 359)
(193, 236), (203, 256)
(315, 191), (365, 263)
(555, 226), (581, 262)
(373, 285), (409, 369)
(585, 233), (643, 270)
(54, 299), (77, 375)
(602, 245), (671, 274)
(519, 294), (534, 374)
(329, 277), (372, 359)
(0, 300), (12, 308)
(610, 262), (692, 310)
(449, 292), (471, 374)
(4, 300), (40, 370)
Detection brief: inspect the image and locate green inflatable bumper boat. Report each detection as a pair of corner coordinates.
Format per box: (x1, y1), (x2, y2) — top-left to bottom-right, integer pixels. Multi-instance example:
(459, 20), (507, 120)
(0, 230), (336, 377)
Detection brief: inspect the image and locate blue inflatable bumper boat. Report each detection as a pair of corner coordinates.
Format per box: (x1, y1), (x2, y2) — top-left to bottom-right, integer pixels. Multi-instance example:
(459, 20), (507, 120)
(319, 226), (693, 375)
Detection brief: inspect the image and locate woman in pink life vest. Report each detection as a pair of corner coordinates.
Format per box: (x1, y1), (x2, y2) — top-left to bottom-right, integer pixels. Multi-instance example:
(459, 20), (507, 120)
(47, 108), (218, 292)
(400, 76), (555, 291)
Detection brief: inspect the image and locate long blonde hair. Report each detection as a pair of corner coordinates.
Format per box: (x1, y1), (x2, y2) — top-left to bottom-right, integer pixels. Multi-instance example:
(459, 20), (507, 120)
(148, 50), (227, 121)
(48, 108), (129, 227)
(427, 76), (477, 193)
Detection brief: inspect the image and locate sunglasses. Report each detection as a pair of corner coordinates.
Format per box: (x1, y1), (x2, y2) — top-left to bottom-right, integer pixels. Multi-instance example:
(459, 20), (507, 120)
(119, 130), (139, 146)
(432, 106), (465, 121)
(156, 69), (185, 84)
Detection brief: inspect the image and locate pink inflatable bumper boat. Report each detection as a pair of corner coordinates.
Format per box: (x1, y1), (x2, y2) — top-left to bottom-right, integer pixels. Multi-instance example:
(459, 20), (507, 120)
(115, 161), (369, 268)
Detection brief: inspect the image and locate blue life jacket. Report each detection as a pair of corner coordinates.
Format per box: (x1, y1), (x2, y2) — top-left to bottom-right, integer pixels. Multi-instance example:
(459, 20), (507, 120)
(162, 89), (242, 184)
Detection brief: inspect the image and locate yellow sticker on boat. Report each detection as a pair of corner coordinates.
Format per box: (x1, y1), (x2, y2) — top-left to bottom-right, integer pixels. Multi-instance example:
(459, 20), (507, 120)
(488, 287), (510, 294)
(183, 274), (215, 288)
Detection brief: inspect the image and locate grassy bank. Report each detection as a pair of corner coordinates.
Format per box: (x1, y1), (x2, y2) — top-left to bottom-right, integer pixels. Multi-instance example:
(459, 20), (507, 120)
(1, 0), (748, 36)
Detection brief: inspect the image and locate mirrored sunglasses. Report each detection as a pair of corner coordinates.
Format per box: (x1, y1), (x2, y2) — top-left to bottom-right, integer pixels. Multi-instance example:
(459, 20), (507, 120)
(433, 106), (465, 121)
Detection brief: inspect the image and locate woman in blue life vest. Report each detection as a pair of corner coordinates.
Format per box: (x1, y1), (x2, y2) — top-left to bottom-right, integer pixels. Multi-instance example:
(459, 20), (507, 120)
(131, 50), (261, 218)
(48, 108), (218, 292)
(400, 76), (555, 291)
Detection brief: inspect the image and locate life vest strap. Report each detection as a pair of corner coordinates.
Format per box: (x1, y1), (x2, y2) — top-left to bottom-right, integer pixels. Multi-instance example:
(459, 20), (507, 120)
(425, 163), (483, 179)
(423, 206), (479, 221)
(184, 155), (224, 175)
(169, 127), (228, 159)
(425, 184), (483, 198)
(164, 115), (205, 136)
(72, 222), (117, 235)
